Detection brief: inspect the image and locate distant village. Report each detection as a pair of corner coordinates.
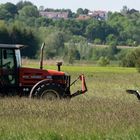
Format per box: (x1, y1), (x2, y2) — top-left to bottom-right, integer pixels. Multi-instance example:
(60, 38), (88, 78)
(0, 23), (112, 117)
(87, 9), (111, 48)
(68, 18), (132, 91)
(40, 10), (108, 20)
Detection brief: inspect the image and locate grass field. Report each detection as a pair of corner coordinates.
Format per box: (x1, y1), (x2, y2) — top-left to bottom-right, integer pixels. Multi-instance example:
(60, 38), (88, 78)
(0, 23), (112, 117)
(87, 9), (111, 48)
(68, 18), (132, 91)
(0, 65), (140, 140)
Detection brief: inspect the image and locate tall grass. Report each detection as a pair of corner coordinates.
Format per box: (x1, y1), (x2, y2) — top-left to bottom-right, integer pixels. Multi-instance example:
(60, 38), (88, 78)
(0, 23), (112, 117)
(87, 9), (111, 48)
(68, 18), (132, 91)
(0, 64), (140, 139)
(0, 98), (139, 140)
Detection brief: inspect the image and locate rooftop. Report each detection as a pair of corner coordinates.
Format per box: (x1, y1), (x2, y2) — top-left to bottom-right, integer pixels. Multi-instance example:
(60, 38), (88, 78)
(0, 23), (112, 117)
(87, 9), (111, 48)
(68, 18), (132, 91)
(0, 44), (25, 49)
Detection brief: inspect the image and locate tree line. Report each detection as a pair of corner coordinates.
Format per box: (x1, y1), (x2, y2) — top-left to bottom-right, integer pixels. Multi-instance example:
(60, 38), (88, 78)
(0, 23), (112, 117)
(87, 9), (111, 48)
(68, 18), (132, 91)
(0, 1), (140, 66)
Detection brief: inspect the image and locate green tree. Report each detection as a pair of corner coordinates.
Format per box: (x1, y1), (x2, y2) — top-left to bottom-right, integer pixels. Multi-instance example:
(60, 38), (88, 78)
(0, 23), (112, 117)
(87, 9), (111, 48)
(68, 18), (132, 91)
(67, 9), (73, 18)
(77, 8), (84, 15)
(121, 5), (129, 15)
(83, 9), (89, 14)
(85, 20), (112, 43)
(4, 2), (17, 17)
(0, 3), (17, 20)
(16, 1), (33, 10)
(35, 17), (47, 27)
(45, 31), (65, 59)
(0, 6), (10, 20)
(85, 21), (99, 42)
(106, 34), (117, 45)
(0, 20), (10, 43)
(17, 5), (39, 26)
(18, 5), (39, 18)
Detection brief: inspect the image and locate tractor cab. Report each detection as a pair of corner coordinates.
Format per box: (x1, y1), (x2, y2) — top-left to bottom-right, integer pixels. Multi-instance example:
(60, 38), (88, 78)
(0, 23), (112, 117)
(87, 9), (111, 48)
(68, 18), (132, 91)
(0, 44), (23, 87)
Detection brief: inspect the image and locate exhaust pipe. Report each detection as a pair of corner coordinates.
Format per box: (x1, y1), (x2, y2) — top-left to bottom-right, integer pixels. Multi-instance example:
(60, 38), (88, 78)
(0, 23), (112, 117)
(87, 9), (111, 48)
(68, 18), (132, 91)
(57, 62), (62, 71)
(40, 43), (45, 69)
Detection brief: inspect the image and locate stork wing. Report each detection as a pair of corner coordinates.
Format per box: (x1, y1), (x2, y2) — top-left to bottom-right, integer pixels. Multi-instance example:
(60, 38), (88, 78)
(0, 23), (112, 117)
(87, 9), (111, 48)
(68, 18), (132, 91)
(126, 89), (140, 100)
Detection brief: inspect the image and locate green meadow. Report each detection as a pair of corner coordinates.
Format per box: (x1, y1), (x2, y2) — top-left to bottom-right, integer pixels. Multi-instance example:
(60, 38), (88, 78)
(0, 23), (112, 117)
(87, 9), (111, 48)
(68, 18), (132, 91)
(0, 65), (140, 140)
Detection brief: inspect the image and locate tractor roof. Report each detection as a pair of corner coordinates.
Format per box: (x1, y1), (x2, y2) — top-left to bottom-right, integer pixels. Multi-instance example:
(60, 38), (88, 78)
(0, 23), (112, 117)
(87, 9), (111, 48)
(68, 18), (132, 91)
(0, 44), (25, 49)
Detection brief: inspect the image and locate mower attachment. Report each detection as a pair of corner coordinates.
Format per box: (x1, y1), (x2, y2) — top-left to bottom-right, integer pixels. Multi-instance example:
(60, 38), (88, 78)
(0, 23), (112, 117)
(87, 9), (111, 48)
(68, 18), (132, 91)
(70, 74), (87, 98)
(126, 89), (140, 100)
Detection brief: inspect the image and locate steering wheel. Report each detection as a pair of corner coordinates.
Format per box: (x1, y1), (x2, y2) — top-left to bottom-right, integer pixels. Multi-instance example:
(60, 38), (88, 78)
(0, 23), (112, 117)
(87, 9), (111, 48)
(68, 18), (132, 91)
(2, 62), (11, 68)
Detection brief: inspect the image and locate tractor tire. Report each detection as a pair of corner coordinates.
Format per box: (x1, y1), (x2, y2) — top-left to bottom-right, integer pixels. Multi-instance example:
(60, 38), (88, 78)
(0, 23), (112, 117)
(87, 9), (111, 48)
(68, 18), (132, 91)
(35, 84), (62, 100)
(40, 89), (59, 100)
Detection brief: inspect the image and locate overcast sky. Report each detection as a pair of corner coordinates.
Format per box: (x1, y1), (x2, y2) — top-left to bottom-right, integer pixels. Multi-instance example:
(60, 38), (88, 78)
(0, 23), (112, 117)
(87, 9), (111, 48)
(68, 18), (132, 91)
(0, 0), (140, 12)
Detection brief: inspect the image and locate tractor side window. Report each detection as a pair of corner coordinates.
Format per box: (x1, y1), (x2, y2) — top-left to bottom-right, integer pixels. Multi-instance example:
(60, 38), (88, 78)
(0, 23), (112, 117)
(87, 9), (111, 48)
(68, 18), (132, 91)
(2, 49), (15, 69)
(2, 49), (16, 85)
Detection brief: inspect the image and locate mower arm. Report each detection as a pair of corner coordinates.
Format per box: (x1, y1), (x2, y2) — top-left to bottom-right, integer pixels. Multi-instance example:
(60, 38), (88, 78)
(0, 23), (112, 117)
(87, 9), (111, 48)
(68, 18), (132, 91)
(70, 74), (87, 98)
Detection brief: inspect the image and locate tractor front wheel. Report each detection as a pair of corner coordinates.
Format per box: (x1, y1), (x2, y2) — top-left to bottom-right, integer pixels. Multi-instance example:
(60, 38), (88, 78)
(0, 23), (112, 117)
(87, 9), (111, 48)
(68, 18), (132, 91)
(36, 84), (62, 100)
(40, 89), (59, 100)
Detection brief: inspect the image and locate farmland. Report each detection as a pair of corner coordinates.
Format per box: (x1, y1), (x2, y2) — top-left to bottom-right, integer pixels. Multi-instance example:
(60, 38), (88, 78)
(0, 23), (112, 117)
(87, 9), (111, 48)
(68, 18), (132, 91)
(0, 65), (140, 140)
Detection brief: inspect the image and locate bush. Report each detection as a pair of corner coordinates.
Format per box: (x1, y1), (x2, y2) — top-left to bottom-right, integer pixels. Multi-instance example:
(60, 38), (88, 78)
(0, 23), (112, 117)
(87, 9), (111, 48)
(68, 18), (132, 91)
(120, 48), (140, 69)
(94, 38), (101, 44)
(98, 56), (110, 66)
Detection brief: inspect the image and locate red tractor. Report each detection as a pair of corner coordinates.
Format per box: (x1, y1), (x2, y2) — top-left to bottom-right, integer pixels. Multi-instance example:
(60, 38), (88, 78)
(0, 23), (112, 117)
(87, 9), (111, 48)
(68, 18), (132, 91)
(0, 43), (87, 100)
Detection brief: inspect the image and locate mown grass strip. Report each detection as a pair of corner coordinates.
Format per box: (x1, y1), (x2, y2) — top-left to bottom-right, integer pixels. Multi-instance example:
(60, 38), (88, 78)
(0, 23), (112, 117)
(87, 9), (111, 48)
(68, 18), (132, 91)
(23, 64), (137, 74)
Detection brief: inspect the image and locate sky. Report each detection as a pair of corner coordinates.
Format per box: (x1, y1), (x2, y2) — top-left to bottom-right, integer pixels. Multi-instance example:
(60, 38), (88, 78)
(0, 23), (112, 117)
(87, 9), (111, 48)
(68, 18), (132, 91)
(0, 0), (140, 12)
